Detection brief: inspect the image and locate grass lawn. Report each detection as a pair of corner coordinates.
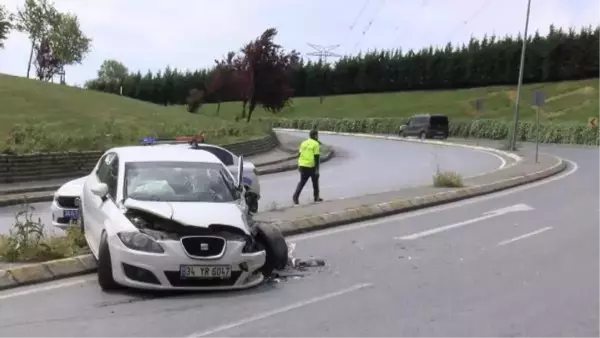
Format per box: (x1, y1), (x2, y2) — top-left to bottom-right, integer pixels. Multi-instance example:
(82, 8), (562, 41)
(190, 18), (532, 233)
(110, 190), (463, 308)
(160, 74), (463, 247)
(201, 78), (599, 124)
(0, 73), (267, 153)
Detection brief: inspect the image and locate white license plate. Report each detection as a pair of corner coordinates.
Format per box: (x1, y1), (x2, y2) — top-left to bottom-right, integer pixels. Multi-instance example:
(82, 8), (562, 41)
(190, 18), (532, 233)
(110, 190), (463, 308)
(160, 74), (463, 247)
(63, 210), (78, 218)
(180, 265), (232, 279)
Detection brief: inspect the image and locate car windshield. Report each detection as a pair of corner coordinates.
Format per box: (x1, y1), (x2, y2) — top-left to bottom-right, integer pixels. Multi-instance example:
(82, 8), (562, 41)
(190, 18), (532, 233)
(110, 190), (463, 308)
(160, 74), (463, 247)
(124, 161), (239, 203)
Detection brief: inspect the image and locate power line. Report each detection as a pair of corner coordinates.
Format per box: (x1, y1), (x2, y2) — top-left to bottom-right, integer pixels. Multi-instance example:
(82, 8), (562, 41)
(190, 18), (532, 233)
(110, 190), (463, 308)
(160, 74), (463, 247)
(306, 43), (342, 104)
(353, 0), (387, 52)
(349, 0), (372, 31)
(443, 0), (495, 44)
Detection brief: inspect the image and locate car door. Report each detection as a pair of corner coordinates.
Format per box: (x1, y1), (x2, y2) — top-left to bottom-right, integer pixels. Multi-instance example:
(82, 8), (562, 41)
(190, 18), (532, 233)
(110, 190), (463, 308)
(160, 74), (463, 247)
(83, 153), (112, 252)
(85, 152), (120, 251)
(406, 117), (419, 136)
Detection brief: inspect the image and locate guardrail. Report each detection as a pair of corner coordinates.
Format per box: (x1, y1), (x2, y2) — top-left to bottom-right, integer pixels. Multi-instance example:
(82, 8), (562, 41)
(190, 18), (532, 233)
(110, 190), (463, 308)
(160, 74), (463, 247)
(0, 132), (279, 184)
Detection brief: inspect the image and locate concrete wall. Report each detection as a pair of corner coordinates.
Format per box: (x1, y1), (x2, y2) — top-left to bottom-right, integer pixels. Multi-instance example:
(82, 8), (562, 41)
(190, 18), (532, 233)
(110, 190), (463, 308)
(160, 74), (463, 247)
(0, 133), (278, 184)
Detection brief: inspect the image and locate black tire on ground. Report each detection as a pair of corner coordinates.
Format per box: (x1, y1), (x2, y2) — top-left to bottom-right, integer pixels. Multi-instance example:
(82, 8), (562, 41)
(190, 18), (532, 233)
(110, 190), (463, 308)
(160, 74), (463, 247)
(254, 222), (288, 277)
(97, 231), (120, 291)
(245, 191), (259, 214)
(399, 131), (405, 138)
(419, 131), (426, 139)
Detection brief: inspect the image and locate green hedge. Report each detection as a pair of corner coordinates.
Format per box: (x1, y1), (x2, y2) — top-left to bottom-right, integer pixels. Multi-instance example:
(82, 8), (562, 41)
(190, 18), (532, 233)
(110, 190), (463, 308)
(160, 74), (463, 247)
(260, 117), (599, 145)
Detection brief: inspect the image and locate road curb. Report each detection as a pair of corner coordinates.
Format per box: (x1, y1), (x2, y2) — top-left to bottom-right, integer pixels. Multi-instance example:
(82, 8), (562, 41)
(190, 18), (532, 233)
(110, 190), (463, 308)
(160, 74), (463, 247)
(0, 149), (335, 207)
(276, 154), (566, 236)
(0, 151), (565, 291)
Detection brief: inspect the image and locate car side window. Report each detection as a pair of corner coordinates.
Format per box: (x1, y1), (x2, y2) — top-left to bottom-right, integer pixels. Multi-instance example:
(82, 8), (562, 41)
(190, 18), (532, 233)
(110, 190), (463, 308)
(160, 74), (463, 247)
(198, 146), (234, 166)
(96, 152), (119, 199)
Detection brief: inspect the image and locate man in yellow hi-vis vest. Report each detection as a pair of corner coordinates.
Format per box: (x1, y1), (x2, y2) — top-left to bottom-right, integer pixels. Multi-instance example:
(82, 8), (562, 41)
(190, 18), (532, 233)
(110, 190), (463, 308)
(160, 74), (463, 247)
(293, 129), (323, 204)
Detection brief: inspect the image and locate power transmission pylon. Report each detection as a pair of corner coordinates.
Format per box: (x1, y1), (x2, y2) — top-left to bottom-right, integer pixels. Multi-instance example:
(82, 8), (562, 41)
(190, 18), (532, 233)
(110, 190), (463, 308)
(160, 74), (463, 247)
(306, 43), (342, 104)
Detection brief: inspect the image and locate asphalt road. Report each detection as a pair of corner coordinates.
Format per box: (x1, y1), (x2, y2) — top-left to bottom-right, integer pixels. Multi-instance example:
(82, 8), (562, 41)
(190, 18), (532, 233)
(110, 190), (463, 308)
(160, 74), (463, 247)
(0, 131), (503, 234)
(0, 143), (597, 337)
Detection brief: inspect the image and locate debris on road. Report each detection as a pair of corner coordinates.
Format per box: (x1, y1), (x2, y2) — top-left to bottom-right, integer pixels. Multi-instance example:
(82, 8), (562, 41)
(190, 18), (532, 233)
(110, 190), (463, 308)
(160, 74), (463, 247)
(267, 241), (326, 283)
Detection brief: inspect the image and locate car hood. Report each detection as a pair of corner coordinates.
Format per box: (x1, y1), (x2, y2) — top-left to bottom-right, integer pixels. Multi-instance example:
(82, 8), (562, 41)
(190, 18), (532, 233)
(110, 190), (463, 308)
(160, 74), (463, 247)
(56, 176), (88, 197)
(123, 199), (250, 234)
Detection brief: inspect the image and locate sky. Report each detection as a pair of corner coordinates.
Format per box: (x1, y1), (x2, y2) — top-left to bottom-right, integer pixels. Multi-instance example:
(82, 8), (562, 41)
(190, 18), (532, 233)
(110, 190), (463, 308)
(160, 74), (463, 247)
(0, 0), (598, 86)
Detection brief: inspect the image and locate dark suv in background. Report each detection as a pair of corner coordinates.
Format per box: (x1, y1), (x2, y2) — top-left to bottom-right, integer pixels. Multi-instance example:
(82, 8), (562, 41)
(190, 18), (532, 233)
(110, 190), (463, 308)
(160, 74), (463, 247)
(398, 113), (449, 139)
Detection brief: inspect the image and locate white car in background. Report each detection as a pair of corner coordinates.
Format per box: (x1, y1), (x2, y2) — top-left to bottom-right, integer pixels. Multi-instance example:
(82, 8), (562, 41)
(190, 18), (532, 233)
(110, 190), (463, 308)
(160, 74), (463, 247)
(51, 176), (88, 228)
(51, 139), (262, 228)
(79, 145), (287, 291)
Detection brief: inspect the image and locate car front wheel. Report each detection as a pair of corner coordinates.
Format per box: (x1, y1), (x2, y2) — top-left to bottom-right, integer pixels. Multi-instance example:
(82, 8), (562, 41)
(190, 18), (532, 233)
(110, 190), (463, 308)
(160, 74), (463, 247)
(97, 232), (120, 291)
(254, 222), (288, 277)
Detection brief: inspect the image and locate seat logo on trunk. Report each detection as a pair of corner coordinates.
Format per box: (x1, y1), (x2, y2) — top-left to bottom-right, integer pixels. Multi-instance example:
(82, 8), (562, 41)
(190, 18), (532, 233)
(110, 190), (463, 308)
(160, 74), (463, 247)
(200, 243), (209, 251)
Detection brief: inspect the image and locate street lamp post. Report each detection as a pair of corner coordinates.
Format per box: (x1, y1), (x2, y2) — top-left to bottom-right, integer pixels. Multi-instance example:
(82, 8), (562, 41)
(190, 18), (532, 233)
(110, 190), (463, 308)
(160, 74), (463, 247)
(509, 0), (532, 150)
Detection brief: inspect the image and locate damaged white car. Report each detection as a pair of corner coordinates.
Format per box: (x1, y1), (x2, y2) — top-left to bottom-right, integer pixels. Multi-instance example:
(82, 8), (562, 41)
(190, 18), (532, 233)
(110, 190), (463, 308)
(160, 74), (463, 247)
(51, 140), (262, 229)
(78, 145), (288, 291)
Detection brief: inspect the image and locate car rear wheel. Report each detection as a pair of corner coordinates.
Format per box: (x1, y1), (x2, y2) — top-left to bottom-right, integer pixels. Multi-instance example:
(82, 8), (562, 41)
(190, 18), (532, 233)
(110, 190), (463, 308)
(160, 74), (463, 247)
(97, 231), (120, 291)
(254, 222), (288, 277)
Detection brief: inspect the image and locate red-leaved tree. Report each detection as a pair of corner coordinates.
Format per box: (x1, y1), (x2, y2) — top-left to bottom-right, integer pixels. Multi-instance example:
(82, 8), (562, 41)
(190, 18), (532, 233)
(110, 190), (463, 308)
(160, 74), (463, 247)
(239, 28), (299, 122)
(204, 28), (298, 122)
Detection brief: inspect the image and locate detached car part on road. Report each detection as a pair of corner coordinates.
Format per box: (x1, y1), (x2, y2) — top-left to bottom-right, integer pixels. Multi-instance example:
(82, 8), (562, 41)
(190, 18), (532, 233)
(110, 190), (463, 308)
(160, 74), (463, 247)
(76, 145), (287, 292)
(51, 138), (262, 228)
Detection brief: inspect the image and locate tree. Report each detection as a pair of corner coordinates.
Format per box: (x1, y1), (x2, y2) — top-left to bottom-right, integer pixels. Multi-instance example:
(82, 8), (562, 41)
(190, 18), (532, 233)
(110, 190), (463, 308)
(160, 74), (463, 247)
(0, 5), (14, 49)
(32, 12), (91, 81)
(186, 88), (205, 113)
(206, 51), (240, 115)
(16, 0), (60, 78)
(238, 28), (300, 122)
(97, 59), (128, 83)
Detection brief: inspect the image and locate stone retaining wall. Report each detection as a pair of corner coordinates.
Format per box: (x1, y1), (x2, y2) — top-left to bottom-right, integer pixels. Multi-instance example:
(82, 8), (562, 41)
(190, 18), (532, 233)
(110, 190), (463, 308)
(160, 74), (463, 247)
(0, 132), (278, 184)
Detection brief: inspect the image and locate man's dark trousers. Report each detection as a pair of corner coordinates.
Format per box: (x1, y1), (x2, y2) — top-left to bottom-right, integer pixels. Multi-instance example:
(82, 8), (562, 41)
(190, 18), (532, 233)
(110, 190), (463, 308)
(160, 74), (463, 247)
(292, 166), (319, 202)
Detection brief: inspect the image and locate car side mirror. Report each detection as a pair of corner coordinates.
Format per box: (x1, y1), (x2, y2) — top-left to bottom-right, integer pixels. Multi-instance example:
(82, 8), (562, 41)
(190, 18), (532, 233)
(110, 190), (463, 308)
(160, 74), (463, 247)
(91, 182), (109, 200)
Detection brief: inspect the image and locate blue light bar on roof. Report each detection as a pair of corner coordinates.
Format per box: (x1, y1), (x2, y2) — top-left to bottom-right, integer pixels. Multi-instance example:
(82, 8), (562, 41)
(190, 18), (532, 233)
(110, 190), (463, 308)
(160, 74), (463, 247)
(139, 136), (157, 144)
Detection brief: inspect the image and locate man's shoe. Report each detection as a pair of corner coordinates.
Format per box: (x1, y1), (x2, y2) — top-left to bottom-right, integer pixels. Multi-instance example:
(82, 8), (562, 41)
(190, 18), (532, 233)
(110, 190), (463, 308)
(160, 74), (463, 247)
(314, 198), (323, 203)
(293, 198), (299, 205)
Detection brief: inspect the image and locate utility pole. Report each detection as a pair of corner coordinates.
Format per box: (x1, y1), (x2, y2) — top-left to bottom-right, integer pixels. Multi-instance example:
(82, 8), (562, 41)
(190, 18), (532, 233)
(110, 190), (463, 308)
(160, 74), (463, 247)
(509, 0), (532, 150)
(306, 43), (341, 104)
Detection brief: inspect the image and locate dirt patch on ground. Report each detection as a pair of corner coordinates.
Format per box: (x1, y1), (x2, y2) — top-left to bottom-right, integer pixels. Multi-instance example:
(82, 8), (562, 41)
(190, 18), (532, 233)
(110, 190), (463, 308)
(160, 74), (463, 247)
(545, 86), (596, 103)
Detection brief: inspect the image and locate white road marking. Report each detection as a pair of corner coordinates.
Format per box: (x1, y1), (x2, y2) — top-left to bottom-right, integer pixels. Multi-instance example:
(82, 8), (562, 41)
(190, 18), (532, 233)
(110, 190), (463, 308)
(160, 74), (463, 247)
(394, 203), (534, 240)
(186, 283), (373, 337)
(0, 161), (578, 299)
(0, 276), (95, 300)
(497, 227), (553, 247)
(291, 160), (578, 242)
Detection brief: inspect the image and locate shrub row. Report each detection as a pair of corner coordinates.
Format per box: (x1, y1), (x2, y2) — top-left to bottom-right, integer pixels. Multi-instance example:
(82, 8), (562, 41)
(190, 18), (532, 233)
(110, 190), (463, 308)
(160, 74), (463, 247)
(1, 120), (271, 154)
(262, 118), (599, 145)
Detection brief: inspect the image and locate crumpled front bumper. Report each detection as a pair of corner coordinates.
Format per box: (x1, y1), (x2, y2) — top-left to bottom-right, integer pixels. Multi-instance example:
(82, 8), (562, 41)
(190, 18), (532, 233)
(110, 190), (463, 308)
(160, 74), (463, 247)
(108, 234), (266, 290)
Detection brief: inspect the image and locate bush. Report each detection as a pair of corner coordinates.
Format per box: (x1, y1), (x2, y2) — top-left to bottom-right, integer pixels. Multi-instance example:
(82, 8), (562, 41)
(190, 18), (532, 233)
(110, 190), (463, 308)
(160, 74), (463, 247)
(433, 171), (464, 188)
(261, 117), (600, 145)
(0, 202), (89, 262)
(1, 119), (270, 154)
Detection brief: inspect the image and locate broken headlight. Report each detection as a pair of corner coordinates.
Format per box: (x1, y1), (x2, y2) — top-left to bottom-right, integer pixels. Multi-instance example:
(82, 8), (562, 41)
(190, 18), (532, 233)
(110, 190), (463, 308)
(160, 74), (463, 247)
(117, 231), (164, 253)
(242, 237), (262, 253)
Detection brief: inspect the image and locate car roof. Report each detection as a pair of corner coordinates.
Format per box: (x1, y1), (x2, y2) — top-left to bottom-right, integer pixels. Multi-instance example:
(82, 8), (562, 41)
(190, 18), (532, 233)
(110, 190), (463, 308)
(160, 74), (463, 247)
(166, 143), (233, 152)
(105, 145), (223, 164)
